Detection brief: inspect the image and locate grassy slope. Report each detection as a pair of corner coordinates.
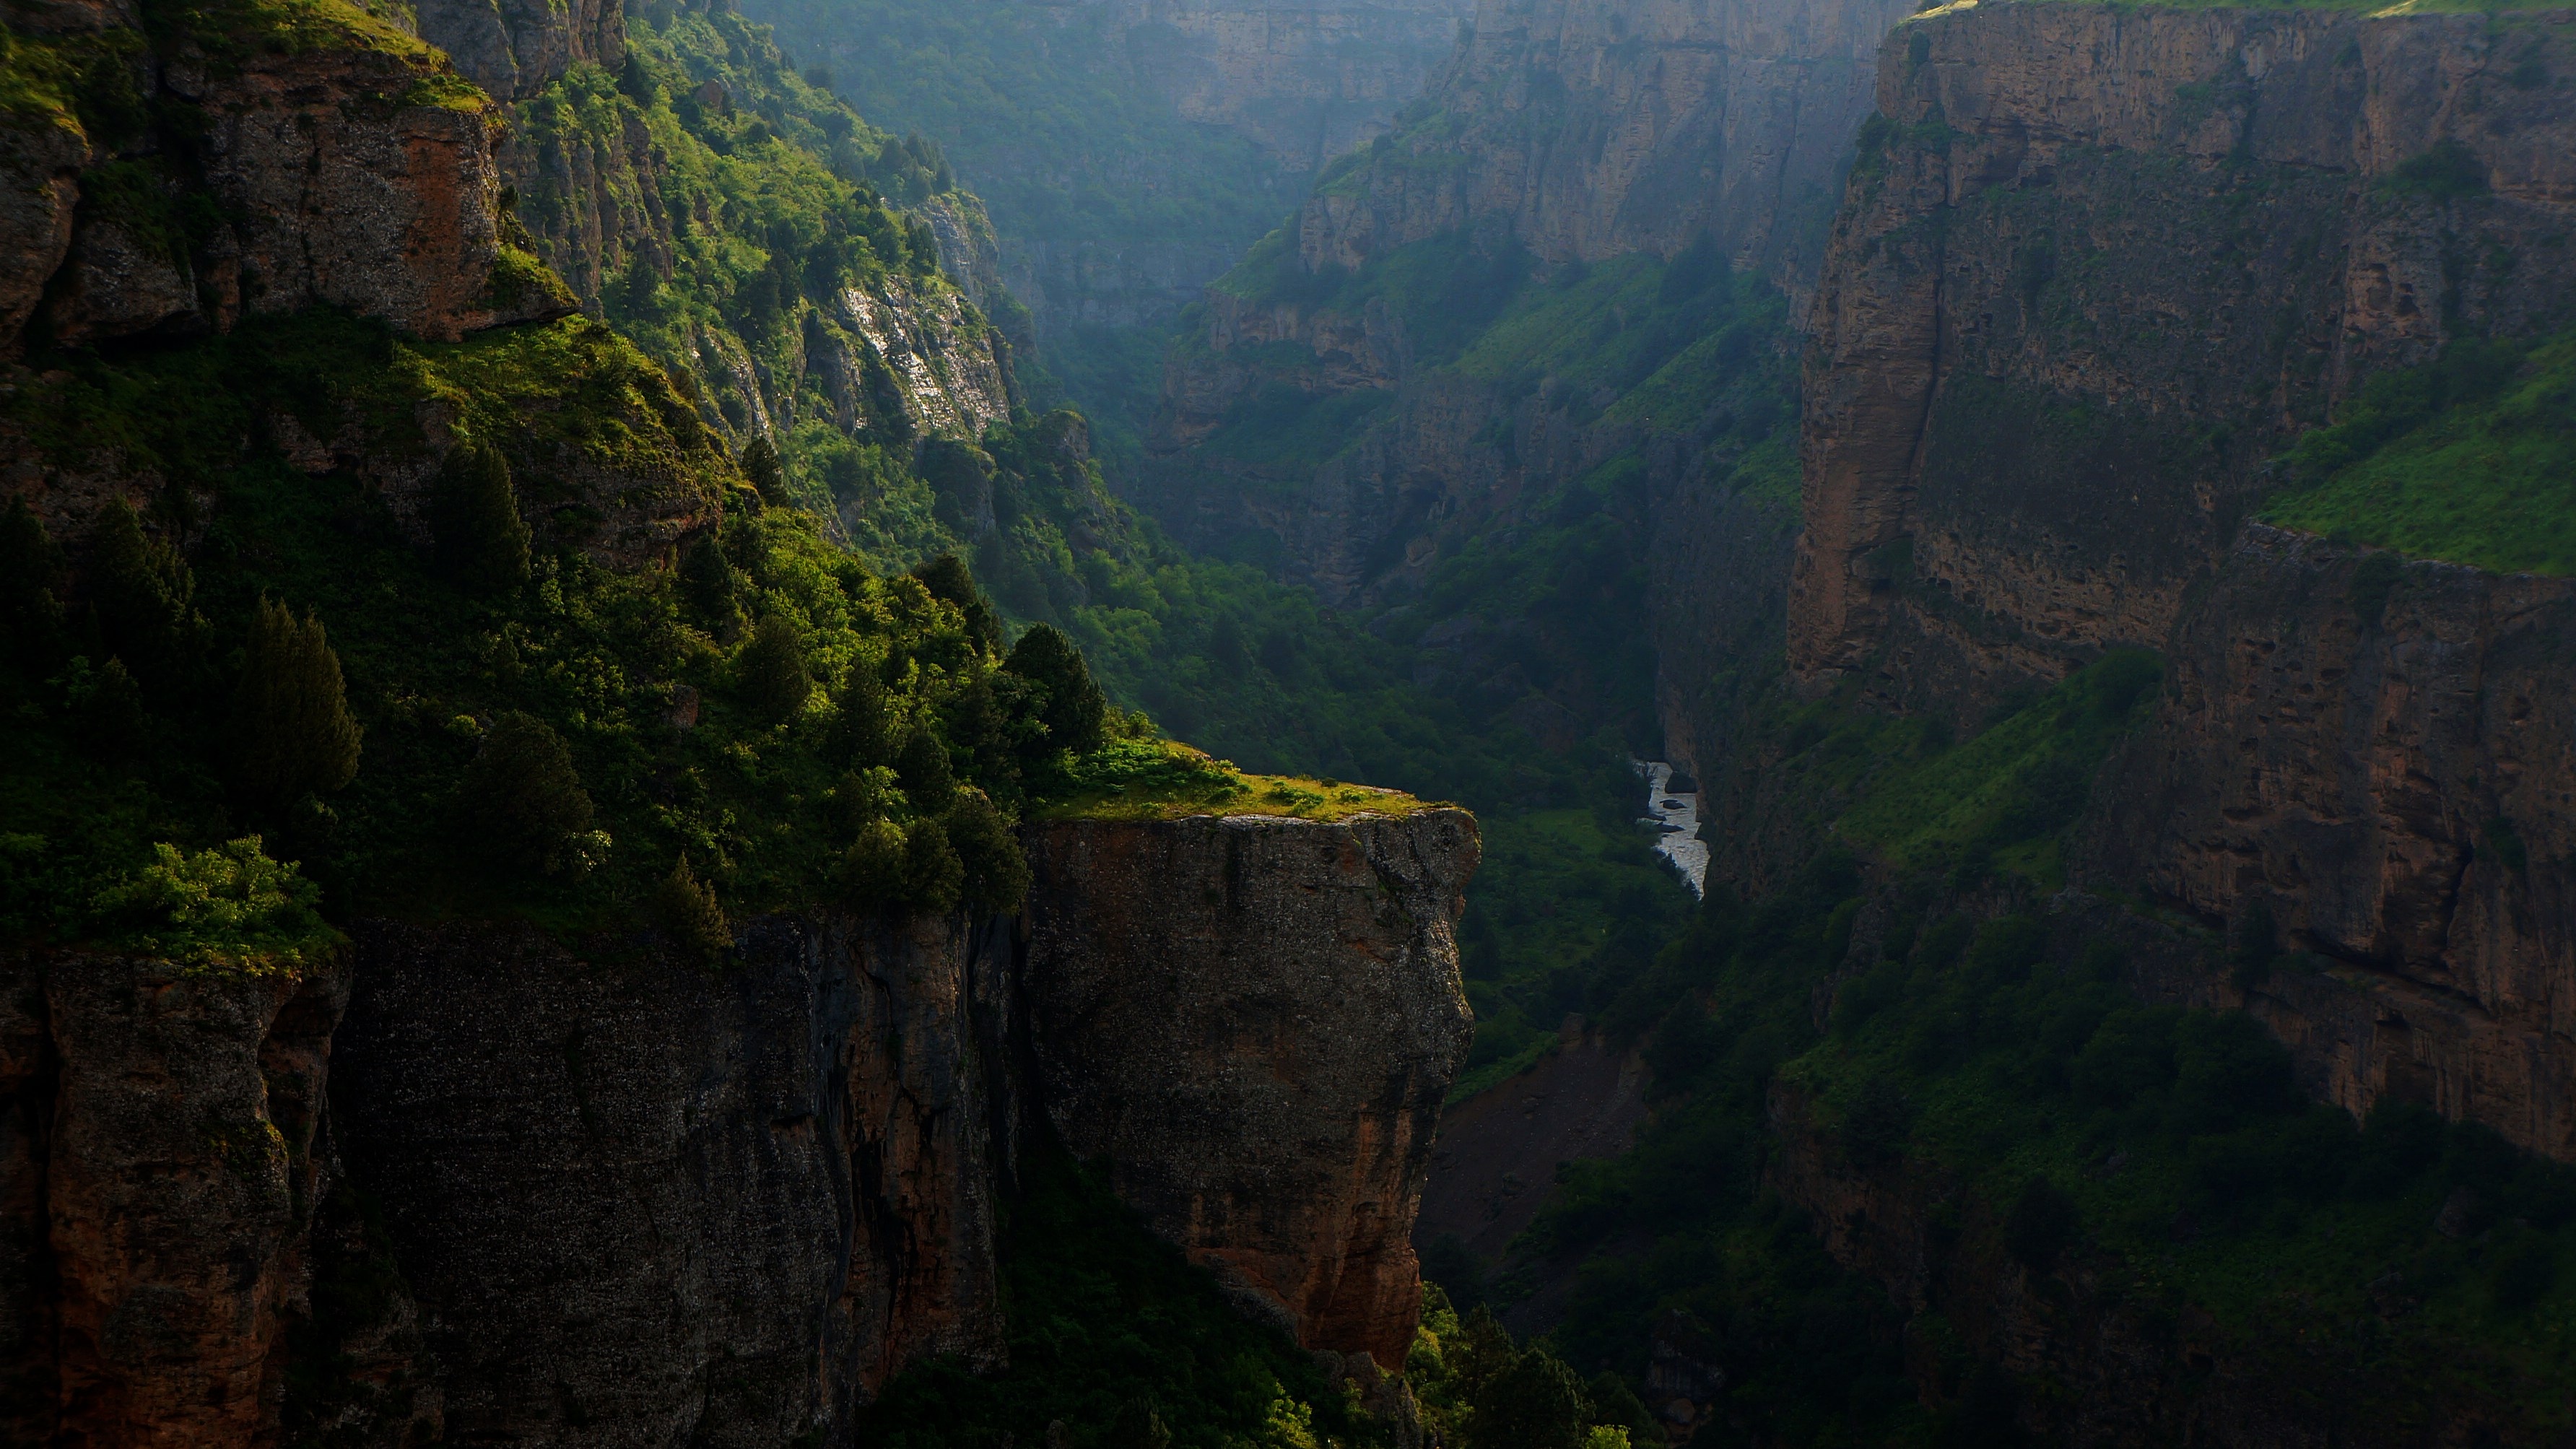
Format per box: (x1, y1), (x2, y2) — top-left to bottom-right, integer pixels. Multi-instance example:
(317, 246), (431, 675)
(2263, 330), (2576, 575)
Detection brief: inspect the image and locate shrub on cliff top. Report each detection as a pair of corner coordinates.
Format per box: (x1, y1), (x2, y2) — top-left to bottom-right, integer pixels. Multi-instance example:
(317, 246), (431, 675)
(90, 836), (341, 973)
(655, 855), (731, 964)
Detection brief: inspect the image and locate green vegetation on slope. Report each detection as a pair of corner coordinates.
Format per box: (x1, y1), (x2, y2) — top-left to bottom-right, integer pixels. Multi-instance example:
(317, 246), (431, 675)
(2263, 330), (2576, 575)
(0, 310), (1141, 957)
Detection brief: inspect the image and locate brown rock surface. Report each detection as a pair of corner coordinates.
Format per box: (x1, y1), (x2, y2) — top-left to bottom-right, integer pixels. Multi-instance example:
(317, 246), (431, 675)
(2090, 527), (2576, 1160)
(328, 913), (1015, 1445)
(416, 0), (624, 101)
(0, 952), (347, 1448)
(1020, 810), (1479, 1369)
(1788, 2), (2576, 707)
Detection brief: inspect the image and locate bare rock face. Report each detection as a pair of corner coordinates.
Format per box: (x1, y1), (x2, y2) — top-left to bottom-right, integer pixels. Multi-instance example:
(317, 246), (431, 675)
(1100, 0), (1475, 173)
(1788, 4), (2576, 708)
(2090, 528), (2576, 1160)
(328, 915), (1015, 1446)
(1, 14), (572, 357)
(0, 952), (347, 1447)
(1297, 0), (1913, 285)
(1019, 811), (1479, 1369)
(0, 117), (83, 354)
(415, 0), (624, 101)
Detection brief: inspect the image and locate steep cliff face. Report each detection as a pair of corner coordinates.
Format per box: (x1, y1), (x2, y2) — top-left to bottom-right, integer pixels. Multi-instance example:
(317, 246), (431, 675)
(1789, 2), (2576, 710)
(1, 0), (570, 360)
(1101, 0), (1474, 173)
(0, 952), (346, 1446)
(417, 0), (623, 100)
(330, 913), (1014, 1445)
(0, 810), (1474, 1448)
(1020, 811), (1479, 1369)
(1294, 0), (1912, 285)
(2089, 527), (2576, 1161)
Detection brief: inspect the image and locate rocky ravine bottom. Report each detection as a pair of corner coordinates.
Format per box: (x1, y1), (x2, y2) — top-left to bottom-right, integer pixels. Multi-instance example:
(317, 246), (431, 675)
(0, 809), (1476, 1448)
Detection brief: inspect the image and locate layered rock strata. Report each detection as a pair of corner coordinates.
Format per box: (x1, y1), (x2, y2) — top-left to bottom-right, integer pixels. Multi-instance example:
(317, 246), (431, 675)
(1789, 1), (2576, 709)
(1020, 810), (1479, 1370)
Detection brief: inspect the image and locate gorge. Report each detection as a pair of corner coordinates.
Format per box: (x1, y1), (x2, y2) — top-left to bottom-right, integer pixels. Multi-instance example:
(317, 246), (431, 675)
(8, 0), (2576, 1441)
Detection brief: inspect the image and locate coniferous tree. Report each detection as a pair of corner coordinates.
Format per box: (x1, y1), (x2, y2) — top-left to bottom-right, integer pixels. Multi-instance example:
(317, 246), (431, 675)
(841, 819), (907, 913)
(460, 711), (594, 876)
(910, 552), (1000, 654)
(432, 440), (531, 594)
(680, 531), (739, 625)
(1, 497), (67, 668)
(1003, 623), (1107, 754)
(656, 855), (731, 963)
(943, 791), (1029, 914)
(739, 614), (812, 722)
(895, 726), (954, 809)
(835, 661), (890, 764)
(740, 435), (788, 503)
(901, 817), (963, 914)
(87, 499), (198, 689)
(75, 656), (148, 760)
(232, 597), (362, 811)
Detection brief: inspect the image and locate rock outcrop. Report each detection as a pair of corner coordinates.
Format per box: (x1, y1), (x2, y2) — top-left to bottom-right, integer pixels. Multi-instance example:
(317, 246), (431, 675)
(1, 4), (570, 359)
(1788, 1), (2576, 709)
(1020, 811), (1479, 1370)
(1293, 0), (1913, 287)
(493, 9), (1019, 456)
(0, 952), (347, 1445)
(416, 0), (624, 101)
(2090, 528), (2576, 1161)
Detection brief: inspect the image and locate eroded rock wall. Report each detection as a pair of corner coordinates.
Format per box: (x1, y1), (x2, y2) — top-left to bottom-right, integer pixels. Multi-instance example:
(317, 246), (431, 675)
(2089, 528), (2576, 1160)
(0, 952), (347, 1447)
(1021, 811), (1478, 1369)
(1789, 2), (2576, 710)
(1295, 0), (1913, 286)
(328, 913), (1015, 1445)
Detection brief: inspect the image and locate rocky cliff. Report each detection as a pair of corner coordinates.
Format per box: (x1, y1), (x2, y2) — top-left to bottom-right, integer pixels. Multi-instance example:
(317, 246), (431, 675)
(1749, 1), (2576, 1165)
(0, 952), (346, 1445)
(0, 0), (570, 360)
(489, 1), (1020, 468)
(1293, 0), (1913, 286)
(2091, 527), (2576, 1161)
(0, 811), (1473, 1446)
(1095, 0), (1474, 174)
(1020, 810), (1478, 1370)
(1788, 1), (2576, 710)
